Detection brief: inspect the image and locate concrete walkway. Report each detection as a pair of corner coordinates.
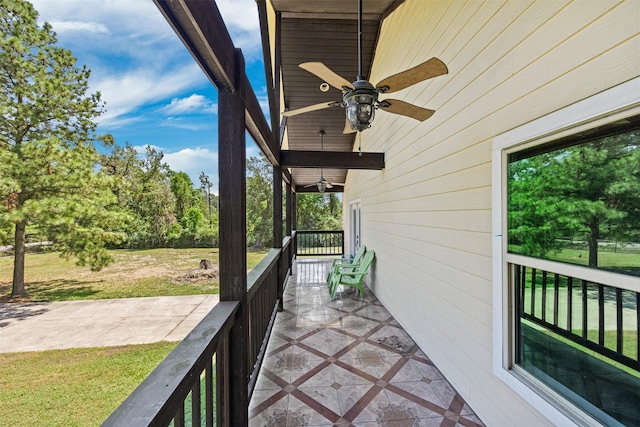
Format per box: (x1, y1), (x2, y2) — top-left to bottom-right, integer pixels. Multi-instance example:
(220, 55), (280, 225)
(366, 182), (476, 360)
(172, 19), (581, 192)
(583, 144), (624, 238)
(0, 295), (219, 353)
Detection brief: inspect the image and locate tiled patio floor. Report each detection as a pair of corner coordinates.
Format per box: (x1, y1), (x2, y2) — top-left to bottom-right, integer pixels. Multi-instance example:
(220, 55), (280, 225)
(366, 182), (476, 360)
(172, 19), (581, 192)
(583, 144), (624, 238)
(249, 259), (485, 427)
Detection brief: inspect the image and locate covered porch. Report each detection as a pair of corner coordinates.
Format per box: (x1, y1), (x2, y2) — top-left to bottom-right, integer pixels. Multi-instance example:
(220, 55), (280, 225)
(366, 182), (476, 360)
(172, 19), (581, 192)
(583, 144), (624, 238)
(249, 259), (484, 426)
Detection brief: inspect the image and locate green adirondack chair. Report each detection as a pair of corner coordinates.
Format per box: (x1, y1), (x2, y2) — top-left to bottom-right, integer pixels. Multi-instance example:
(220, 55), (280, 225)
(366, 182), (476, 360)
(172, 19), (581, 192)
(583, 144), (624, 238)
(326, 245), (367, 285)
(330, 250), (375, 299)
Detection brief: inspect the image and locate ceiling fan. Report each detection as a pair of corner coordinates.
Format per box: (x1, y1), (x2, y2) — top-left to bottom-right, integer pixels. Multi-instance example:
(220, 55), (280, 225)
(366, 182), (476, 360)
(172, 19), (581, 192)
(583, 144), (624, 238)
(282, 0), (448, 132)
(304, 130), (345, 192)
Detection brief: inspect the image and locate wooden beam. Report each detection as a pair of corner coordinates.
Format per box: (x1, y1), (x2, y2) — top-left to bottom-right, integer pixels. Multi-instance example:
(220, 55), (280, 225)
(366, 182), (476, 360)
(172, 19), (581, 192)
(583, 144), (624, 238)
(281, 168), (292, 185)
(295, 185), (343, 193)
(154, 0), (235, 90)
(281, 150), (385, 170)
(278, 116), (287, 147)
(155, 0), (280, 167)
(256, 0), (278, 136)
(218, 49), (248, 427)
(244, 74), (279, 166)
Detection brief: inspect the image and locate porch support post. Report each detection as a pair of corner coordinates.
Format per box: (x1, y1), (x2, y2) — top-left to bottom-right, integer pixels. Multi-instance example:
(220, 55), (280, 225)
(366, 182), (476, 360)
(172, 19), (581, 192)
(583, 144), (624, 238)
(273, 166), (284, 311)
(286, 183), (293, 236)
(218, 48), (248, 427)
(292, 191), (297, 232)
(292, 191), (297, 256)
(273, 166), (283, 248)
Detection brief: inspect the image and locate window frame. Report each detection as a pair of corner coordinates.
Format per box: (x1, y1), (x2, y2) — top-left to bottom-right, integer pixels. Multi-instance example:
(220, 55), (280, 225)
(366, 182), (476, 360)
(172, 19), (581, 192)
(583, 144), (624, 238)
(491, 77), (640, 425)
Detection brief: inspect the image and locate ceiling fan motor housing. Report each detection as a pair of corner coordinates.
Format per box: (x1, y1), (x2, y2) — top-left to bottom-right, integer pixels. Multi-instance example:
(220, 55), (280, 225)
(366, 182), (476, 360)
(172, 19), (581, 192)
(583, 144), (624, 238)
(344, 78), (379, 131)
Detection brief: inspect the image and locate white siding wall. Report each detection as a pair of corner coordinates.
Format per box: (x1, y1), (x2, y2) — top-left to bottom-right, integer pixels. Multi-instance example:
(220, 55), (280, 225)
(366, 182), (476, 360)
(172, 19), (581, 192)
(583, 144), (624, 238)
(342, 1), (640, 425)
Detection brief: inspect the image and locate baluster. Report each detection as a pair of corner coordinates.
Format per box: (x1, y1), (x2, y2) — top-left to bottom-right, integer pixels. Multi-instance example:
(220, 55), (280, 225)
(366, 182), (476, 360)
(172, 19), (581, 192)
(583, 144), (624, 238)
(205, 357), (213, 427)
(582, 280), (588, 340)
(553, 274), (560, 326)
(637, 293), (640, 363)
(541, 270), (547, 322)
(616, 288), (623, 355)
(530, 268), (536, 316)
(520, 265), (526, 316)
(598, 284), (604, 346)
(192, 374), (201, 426)
(514, 264), (522, 365)
(567, 277), (573, 332)
(174, 403), (185, 427)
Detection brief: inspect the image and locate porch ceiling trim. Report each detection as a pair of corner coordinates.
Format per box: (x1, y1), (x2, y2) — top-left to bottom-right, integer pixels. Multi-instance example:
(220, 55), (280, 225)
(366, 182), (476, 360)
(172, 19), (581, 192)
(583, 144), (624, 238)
(281, 150), (385, 170)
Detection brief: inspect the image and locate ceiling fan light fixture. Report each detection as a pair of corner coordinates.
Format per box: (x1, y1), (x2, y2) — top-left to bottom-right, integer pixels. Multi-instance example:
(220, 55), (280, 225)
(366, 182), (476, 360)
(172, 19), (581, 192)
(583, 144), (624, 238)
(344, 79), (377, 132)
(317, 180), (327, 193)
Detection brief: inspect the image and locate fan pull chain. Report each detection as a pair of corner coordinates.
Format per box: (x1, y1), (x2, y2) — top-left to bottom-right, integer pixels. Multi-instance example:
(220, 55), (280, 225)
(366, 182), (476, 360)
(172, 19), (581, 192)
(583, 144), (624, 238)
(358, 131), (362, 156)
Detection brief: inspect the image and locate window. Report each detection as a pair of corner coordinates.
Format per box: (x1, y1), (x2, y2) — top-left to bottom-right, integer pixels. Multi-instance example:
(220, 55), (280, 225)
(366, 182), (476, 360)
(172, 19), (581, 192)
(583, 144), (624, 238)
(508, 119), (640, 425)
(492, 78), (640, 426)
(508, 119), (640, 277)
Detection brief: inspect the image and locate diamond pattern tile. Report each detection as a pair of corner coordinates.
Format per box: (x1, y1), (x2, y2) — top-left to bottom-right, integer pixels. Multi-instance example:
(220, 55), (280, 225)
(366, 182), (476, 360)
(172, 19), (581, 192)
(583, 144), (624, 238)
(249, 259), (484, 427)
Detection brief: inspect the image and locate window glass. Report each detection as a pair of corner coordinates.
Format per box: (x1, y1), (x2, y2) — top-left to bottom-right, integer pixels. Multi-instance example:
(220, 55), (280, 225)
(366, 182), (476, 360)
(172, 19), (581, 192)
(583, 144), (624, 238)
(508, 123), (640, 277)
(507, 115), (640, 424)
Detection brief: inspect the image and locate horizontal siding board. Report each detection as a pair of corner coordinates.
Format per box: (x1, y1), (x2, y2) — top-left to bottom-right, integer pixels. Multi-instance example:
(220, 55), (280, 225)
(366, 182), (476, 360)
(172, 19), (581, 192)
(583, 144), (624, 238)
(367, 187), (492, 217)
(369, 222), (491, 271)
(341, 0), (639, 424)
(368, 231), (492, 283)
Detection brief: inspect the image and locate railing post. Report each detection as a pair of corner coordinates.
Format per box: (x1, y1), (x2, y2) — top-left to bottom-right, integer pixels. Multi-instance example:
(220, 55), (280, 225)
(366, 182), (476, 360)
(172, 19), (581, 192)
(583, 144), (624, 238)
(218, 48), (248, 427)
(292, 191), (297, 232)
(273, 166), (284, 312)
(286, 184), (293, 237)
(273, 166), (283, 249)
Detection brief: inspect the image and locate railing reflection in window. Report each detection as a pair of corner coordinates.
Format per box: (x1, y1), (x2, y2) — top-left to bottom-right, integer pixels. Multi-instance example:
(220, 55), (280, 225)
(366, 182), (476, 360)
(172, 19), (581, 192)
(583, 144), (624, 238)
(513, 261), (640, 425)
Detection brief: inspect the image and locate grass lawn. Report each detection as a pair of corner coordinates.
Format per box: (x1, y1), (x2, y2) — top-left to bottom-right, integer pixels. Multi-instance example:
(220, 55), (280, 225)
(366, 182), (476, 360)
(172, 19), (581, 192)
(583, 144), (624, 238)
(508, 245), (640, 276)
(0, 342), (178, 427)
(0, 247), (269, 302)
(0, 247), (269, 424)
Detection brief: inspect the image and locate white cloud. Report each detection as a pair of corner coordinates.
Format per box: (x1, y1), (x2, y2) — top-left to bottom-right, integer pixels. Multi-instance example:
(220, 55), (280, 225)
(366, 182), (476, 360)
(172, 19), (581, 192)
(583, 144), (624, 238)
(163, 94), (217, 115)
(216, 0), (262, 59)
(163, 148), (219, 191)
(161, 118), (212, 131)
(31, 0), (170, 41)
(132, 144), (162, 155)
(95, 65), (206, 128)
(48, 20), (109, 34)
(32, 0), (263, 62)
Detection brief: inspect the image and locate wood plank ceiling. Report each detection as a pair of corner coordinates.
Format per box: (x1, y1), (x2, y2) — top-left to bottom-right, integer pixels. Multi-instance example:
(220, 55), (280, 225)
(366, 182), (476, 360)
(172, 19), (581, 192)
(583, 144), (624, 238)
(271, 0), (403, 191)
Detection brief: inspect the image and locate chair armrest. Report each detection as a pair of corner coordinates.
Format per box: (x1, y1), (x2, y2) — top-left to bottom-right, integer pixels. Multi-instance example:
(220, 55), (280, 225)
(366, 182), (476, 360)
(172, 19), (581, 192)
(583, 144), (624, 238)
(335, 261), (361, 269)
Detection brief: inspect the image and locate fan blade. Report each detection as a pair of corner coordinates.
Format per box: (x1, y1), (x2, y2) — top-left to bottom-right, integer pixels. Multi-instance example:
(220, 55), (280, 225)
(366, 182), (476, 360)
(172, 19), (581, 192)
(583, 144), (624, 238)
(375, 57), (448, 94)
(326, 182), (333, 189)
(282, 101), (339, 117)
(343, 119), (357, 134)
(330, 182), (345, 186)
(380, 99), (435, 122)
(300, 62), (355, 91)
(304, 183), (316, 188)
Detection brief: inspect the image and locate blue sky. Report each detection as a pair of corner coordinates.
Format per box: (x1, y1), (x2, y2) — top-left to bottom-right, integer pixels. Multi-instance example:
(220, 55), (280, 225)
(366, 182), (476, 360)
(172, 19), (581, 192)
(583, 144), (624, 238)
(29, 0), (268, 193)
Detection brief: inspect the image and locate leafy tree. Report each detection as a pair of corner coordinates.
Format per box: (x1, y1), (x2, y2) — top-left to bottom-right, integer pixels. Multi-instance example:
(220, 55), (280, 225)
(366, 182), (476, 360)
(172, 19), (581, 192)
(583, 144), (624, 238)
(182, 207), (204, 247)
(0, 0), (130, 296)
(170, 171), (198, 222)
(297, 193), (343, 230)
(197, 171), (218, 246)
(246, 154), (273, 248)
(0, 0), (132, 296)
(101, 143), (176, 248)
(245, 154), (344, 248)
(199, 171), (215, 224)
(509, 130), (640, 267)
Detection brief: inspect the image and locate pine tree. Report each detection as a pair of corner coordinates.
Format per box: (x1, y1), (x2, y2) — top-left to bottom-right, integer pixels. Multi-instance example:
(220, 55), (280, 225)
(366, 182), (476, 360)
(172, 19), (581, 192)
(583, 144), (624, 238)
(0, 0), (128, 296)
